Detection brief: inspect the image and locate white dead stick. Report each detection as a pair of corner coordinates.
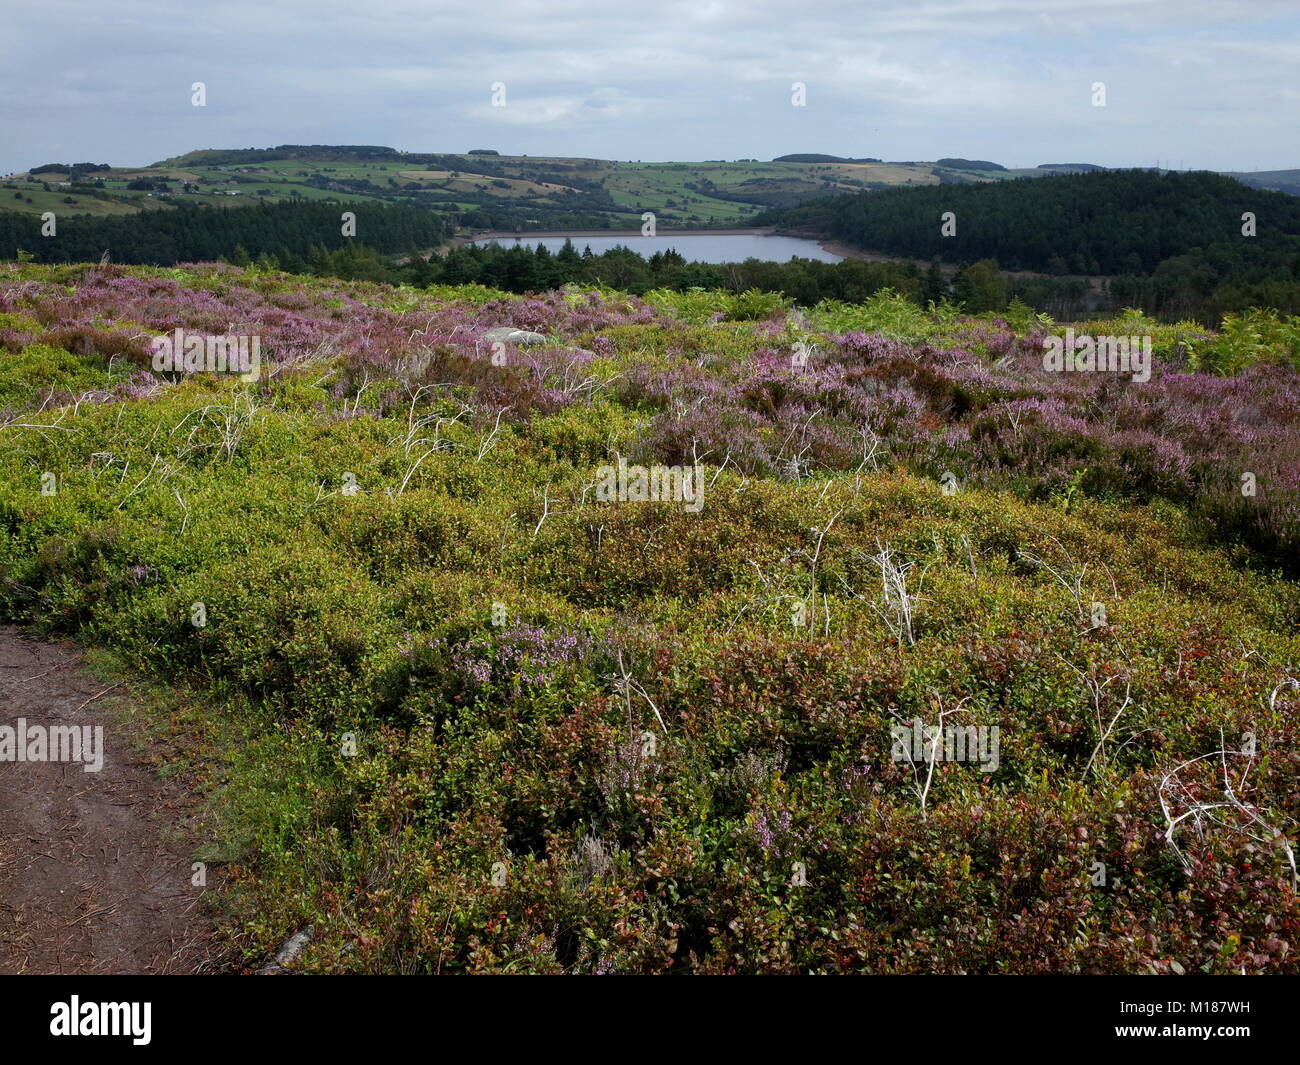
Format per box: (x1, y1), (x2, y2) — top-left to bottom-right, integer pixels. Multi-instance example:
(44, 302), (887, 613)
(257, 927), (314, 974)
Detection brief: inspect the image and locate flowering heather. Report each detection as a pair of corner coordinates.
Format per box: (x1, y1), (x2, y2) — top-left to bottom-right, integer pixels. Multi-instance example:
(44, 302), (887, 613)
(449, 622), (594, 696)
(1, 260), (1293, 550)
(3, 263), (1300, 975)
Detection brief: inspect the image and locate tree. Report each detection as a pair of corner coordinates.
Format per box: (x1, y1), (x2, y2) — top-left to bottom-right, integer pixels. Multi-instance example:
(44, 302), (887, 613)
(556, 237), (581, 269)
(923, 259), (948, 304)
(953, 259), (1007, 313)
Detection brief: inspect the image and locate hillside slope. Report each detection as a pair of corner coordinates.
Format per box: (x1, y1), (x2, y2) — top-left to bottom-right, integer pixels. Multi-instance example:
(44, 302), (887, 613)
(11, 145), (1292, 232)
(1, 263), (1298, 973)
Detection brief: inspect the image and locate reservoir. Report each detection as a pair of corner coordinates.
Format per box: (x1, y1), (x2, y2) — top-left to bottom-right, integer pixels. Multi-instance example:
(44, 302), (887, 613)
(470, 232), (844, 264)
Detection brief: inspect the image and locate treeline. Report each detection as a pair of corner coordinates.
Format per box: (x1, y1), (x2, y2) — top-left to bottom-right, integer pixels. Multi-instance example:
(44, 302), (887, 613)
(273, 239), (1091, 317)
(934, 158), (1006, 171)
(29, 162), (112, 175)
(162, 146), (513, 175)
(0, 201), (447, 265)
(757, 169), (1300, 319)
(426, 242), (931, 302)
(1107, 237), (1300, 318)
(759, 170), (1300, 273)
(772, 154), (882, 163)
(158, 145), (407, 167)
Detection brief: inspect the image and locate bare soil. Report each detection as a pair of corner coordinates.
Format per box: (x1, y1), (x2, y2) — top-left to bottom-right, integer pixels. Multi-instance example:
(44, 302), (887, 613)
(0, 626), (217, 974)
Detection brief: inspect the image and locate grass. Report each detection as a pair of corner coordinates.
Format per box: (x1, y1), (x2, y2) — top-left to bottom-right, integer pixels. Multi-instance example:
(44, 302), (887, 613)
(0, 184), (157, 217)
(7, 152), (1297, 234)
(0, 152), (1025, 228)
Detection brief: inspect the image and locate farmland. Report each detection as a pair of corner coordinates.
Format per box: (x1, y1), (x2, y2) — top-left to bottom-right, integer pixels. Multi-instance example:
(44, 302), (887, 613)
(12, 146), (1259, 231)
(1, 151), (957, 228)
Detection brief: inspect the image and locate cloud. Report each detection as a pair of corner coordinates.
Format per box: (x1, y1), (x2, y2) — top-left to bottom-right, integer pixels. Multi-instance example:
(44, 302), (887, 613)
(0, 0), (1297, 172)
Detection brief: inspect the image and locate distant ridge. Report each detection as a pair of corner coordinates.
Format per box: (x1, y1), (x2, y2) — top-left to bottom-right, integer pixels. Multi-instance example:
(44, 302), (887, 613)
(935, 158), (1007, 171)
(771, 153), (882, 163)
(1222, 170), (1300, 197)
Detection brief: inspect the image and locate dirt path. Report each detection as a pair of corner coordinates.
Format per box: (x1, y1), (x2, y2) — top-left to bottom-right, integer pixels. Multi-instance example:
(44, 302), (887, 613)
(0, 626), (215, 974)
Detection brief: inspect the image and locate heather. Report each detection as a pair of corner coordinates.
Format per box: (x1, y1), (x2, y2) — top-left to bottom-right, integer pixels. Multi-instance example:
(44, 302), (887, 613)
(1, 261), (1298, 973)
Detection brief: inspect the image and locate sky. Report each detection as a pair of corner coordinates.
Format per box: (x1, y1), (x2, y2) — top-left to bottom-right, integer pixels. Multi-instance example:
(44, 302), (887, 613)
(2, 0), (1298, 175)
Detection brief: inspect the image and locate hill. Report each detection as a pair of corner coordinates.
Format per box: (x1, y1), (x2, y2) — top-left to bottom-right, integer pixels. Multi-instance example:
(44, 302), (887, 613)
(935, 158), (1007, 171)
(1222, 169), (1300, 197)
(5, 146), (953, 229)
(5, 147), (1296, 237)
(772, 153), (883, 163)
(757, 169), (1300, 315)
(0, 146), (1135, 232)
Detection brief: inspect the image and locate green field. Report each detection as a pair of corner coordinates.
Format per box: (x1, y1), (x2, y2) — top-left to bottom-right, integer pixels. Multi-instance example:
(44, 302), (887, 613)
(7, 150), (1296, 237)
(0, 149), (1058, 227)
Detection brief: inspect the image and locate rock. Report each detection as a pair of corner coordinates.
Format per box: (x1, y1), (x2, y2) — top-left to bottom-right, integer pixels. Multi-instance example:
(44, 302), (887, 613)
(482, 327), (547, 346)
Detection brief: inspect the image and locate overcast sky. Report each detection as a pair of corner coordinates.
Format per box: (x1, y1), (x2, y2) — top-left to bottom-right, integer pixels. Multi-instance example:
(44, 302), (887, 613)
(3, 0), (1298, 175)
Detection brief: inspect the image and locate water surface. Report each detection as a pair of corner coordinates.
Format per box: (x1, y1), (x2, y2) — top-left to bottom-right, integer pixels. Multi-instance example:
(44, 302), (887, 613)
(472, 232), (843, 264)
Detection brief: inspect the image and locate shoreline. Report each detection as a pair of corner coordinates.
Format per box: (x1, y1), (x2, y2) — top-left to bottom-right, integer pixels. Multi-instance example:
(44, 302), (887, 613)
(446, 229), (1102, 288)
(815, 238), (907, 264)
(816, 236), (1105, 288)
(461, 228), (940, 269)
(452, 226), (778, 247)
